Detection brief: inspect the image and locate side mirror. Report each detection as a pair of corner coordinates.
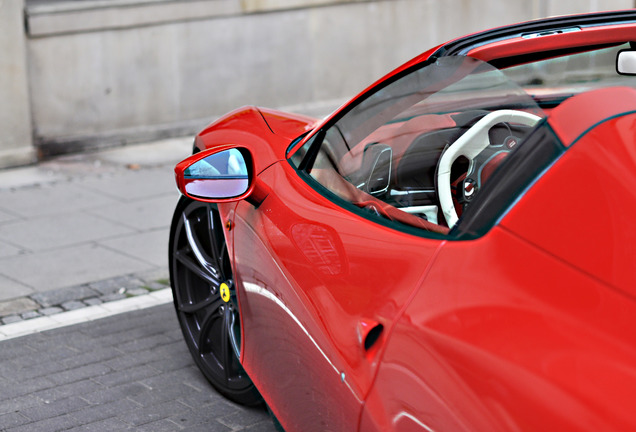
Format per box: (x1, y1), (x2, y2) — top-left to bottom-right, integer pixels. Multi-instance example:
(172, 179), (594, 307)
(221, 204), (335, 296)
(175, 146), (253, 202)
(617, 50), (636, 75)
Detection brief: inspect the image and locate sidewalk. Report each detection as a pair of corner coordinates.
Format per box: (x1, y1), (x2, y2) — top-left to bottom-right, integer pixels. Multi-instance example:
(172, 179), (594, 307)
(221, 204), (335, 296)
(0, 137), (193, 324)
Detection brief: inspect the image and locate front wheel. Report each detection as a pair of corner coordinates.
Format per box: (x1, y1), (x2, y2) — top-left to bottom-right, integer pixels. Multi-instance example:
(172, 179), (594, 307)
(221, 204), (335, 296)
(169, 196), (261, 405)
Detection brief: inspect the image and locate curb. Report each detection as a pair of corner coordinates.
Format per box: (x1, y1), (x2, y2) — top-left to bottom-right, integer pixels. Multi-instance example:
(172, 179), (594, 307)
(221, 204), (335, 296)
(0, 270), (171, 326)
(0, 288), (174, 341)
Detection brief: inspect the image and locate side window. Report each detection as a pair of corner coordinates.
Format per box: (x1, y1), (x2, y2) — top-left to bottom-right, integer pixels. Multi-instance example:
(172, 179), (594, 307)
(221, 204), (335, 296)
(298, 56), (545, 236)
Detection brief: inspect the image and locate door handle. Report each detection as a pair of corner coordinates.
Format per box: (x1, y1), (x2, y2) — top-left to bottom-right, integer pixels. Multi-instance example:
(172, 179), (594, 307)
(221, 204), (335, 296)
(358, 319), (384, 352)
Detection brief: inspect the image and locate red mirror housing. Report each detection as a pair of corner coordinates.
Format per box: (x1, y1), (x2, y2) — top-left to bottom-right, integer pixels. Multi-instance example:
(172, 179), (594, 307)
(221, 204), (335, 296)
(175, 145), (268, 206)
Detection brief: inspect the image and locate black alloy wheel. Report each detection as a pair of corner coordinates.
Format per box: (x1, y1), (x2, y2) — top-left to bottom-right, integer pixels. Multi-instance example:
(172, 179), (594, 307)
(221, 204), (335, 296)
(169, 197), (261, 405)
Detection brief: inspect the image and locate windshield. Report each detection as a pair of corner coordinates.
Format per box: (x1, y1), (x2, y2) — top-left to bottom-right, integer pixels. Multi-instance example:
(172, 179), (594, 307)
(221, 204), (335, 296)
(297, 56), (548, 236)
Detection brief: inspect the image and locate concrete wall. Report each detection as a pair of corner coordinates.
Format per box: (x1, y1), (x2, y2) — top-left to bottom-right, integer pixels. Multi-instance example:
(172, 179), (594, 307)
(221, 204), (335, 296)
(0, 0), (36, 168)
(7, 0), (636, 160)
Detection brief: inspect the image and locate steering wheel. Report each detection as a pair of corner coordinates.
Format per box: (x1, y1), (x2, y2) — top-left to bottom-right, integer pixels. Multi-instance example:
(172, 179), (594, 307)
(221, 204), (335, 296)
(437, 110), (542, 228)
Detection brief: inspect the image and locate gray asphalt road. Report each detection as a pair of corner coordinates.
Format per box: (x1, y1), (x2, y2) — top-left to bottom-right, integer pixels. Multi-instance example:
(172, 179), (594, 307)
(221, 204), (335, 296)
(0, 304), (276, 431)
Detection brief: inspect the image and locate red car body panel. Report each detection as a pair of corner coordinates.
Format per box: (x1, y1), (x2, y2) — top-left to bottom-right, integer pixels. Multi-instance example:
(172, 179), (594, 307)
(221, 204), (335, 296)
(506, 109), (636, 296)
(361, 226), (636, 431)
(174, 10), (636, 432)
(194, 106), (317, 169)
(467, 23), (636, 62)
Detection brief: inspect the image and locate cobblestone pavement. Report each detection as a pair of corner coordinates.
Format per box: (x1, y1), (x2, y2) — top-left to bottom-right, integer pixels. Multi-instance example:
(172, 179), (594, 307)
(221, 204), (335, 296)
(0, 304), (276, 431)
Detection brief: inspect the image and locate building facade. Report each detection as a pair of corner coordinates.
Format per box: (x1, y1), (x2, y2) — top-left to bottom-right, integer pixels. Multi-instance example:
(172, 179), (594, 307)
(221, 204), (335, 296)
(1, 0), (633, 166)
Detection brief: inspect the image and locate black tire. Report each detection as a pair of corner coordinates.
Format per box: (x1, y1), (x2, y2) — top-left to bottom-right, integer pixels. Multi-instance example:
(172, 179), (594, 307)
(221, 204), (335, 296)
(169, 196), (261, 405)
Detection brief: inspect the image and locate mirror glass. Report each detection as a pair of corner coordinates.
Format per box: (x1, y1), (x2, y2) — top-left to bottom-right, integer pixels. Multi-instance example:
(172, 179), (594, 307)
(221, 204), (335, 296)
(184, 148), (249, 199)
(617, 50), (636, 75)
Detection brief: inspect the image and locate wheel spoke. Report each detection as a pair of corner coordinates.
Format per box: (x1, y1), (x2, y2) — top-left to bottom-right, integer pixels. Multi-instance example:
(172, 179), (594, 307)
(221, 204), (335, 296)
(206, 209), (226, 281)
(221, 309), (233, 383)
(183, 213), (220, 279)
(197, 308), (218, 354)
(174, 249), (220, 286)
(228, 309), (241, 359)
(179, 294), (224, 314)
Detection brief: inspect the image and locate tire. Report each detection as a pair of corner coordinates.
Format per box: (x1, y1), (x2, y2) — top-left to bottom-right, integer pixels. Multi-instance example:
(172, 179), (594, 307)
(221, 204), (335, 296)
(169, 196), (262, 405)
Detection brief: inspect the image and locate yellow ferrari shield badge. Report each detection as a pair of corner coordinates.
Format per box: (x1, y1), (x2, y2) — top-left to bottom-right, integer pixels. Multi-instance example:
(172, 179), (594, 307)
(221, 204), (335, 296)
(220, 282), (231, 303)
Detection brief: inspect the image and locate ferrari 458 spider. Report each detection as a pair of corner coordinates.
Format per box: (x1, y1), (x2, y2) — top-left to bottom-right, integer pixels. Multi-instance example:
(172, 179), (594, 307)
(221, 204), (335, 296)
(169, 10), (636, 431)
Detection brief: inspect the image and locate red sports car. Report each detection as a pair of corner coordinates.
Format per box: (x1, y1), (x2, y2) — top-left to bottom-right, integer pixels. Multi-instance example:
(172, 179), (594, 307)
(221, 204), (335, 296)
(169, 10), (636, 431)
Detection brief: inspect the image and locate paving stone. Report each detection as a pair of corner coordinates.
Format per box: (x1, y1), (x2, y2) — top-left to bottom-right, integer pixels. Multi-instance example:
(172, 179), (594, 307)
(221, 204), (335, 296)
(134, 418), (187, 432)
(60, 346), (121, 370)
(147, 280), (170, 291)
(0, 183), (119, 218)
(78, 167), (177, 202)
(20, 311), (41, 320)
(23, 339), (80, 358)
(127, 287), (150, 296)
(99, 230), (168, 268)
(118, 399), (191, 427)
(82, 297), (102, 306)
(182, 420), (234, 432)
(87, 194), (175, 231)
(47, 364), (112, 386)
(245, 421), (284, 432)
(69, 398), (139, 424)
(5, 412), (83, 432)
(146, 350), (195, 373)
(0, 208), (18, 224)
(65, 417), (132, 432)
(0, 411), (30, 429)
(0, 240), (24, 258)
(61, 300), (86, 311)
(0, 342), (35, 361)
(18, 396), (88, 422)
(0, 297), (39, 317)
(0, 212), (134, 252)
(10, 358), (69, 381)
(30, 285), (99, 308)
(92, 364), (161, 387)
(169, 409), (236, 431)
(89, 275), (145, 296)
(218, 405), (275, 430)
(135, 268), (170, 285)
(32, 380), (104, 404)
(117, 333), (175, 354)
(2, 315), (21, 324)
(78, 382), (148, 405)
(39, 306), (63, 316)
(0, 376), (55, 401)
(0, 244), (154, 293)
(0, 395), (41, 416)
(103, 341), (184, 371)
(0, 277), (35, 303)
(16, 345), (78, 368)
(98, 293), (126, 302)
